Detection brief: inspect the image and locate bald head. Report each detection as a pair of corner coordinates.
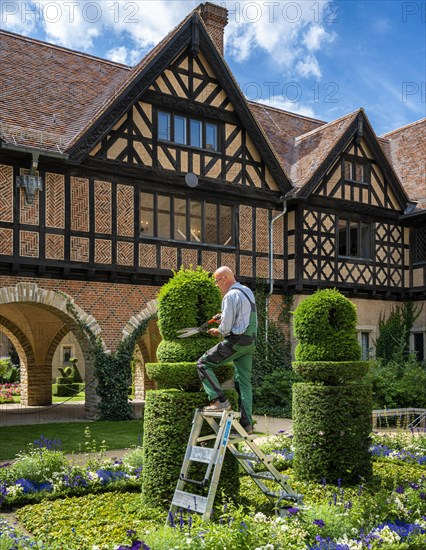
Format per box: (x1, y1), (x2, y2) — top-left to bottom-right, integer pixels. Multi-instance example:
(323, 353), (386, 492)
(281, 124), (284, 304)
(213, 266), (236, 294)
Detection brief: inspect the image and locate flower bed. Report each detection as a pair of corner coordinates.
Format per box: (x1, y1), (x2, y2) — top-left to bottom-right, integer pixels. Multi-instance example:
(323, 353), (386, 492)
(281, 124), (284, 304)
(0, 383), (20, 404)
(0, 431), (425, 549)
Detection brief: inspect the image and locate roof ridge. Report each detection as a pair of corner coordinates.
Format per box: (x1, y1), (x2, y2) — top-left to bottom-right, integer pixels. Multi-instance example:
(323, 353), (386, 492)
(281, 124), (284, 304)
(381, 117), (426, 137)
(294, 109), (360, 143)
(0, 29), (130, 69)
(249, 100), (325, 125)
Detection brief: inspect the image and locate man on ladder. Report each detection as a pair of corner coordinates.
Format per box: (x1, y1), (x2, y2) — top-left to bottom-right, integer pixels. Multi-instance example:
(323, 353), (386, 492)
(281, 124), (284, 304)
(197, 266), (257, 434)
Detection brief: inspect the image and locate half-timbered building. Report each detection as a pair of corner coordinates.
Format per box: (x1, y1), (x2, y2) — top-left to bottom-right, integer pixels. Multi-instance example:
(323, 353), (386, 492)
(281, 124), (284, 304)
(0, 3), (424, 415)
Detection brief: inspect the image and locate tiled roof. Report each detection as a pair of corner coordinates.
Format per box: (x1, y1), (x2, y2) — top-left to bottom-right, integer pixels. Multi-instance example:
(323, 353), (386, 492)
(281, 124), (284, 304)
(381, 119), (426, 210)
(289, 110), (359, 190)
(248, 102), (324, 176)
(0, 30), (128, 153)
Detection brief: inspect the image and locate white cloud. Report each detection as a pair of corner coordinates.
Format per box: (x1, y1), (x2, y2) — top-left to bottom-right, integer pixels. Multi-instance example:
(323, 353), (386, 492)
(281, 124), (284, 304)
(255, 96), (316, 118)
(105, 46), (129, 65)
(296, 55), (322, 79)
(302, 25), (335, 51)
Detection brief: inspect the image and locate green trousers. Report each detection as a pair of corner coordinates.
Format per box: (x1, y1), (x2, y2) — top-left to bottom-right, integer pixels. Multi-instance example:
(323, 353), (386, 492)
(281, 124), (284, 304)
(197, 335), (255, 428)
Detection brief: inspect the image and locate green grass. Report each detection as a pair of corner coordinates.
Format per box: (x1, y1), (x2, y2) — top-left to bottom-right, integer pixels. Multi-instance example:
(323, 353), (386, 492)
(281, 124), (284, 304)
(0, 420), (143, 461)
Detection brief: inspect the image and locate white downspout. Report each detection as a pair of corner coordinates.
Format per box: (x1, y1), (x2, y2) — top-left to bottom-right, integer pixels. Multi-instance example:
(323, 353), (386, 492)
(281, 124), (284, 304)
(266, 199), (287, 355)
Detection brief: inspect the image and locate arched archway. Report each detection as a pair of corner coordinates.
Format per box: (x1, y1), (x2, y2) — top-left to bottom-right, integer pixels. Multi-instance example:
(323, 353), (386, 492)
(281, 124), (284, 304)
(0, 282), (103, 417)
(122, 300), (160, 399)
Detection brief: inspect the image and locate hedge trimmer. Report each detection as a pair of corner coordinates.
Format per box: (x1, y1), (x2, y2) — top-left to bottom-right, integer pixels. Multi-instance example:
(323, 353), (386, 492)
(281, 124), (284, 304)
(176, 314), (221, 338)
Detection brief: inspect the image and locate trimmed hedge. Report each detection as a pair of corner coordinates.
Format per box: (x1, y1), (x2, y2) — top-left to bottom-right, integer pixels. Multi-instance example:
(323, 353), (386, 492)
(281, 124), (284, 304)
(293, 361), (370, 385)
(292, 383), (372, 484)
(293, 289), (361, 361)
(146, 362), (234, 391)
(53, 383), (84, 397)
(141, 389), (239, 509)
(156, 335), (221, 363)
(157, 267), (221, 341)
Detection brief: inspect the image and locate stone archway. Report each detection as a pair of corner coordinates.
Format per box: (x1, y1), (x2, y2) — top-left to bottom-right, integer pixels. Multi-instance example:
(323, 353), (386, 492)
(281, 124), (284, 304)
(122, 300), (160, 400)
(0, 282), (103, 417)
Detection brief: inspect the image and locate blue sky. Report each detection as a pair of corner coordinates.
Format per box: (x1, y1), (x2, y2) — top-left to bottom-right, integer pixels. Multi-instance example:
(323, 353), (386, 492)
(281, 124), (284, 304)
(2, 0), (425, 135)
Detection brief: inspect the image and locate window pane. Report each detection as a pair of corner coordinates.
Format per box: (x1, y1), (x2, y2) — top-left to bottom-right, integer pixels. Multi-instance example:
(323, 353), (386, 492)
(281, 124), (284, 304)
(190, 119), (202, 148)
(140, 192), (154, 236)
(338, 219), (347, 256)
(355, 162), (364, 182)
(174, 197), (187, 240)
(206, 123), (217, 151)
(205, 203), (217, 243)
(414, 333), (424, 361)
(174, 116), (186, 145)
(360, 223), (371, 258)
(344, 161), (352, 180)
(190, 201), (202, 242)
(361, 332), (370, 360)
(157, 195), (171, 239)
(219, 205), (233, 245)
(349, 222), (358, 256)
(158, 112), (170, 141)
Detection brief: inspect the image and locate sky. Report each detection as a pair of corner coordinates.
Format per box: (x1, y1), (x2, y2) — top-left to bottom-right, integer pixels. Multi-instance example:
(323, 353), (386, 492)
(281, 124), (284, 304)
(1, 0), (425, 135)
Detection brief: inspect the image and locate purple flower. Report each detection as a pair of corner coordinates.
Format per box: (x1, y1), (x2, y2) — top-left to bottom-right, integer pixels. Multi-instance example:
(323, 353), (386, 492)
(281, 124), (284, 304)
(313, 519), (325, 528)
(287, 507), (300, 516)
(395, 485), (405, 494)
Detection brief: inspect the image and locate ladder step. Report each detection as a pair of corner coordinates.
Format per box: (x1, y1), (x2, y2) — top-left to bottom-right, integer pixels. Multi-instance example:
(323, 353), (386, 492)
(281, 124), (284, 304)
(190, 446), (216, 464)
(232, 452), (261, 462)
(250, 472), (287, 481)
(171, 490), (208, 514)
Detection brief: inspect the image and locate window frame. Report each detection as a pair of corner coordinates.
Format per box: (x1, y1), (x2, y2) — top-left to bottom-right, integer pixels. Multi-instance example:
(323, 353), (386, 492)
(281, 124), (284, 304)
(337, 217), (373, 260)
(139, 191), (235, 247)
(157, 110), (219, 152)
(343, 156), (370, 184)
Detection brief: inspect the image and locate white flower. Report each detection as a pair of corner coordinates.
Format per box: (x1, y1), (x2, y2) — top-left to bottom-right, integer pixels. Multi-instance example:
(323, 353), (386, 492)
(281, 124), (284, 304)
(6, 484), (24, 497)
(254, 512), (267, 522)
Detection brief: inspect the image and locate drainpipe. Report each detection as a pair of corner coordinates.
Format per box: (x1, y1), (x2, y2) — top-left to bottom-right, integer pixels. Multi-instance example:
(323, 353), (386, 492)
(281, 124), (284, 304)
(266, 198), (287, 356)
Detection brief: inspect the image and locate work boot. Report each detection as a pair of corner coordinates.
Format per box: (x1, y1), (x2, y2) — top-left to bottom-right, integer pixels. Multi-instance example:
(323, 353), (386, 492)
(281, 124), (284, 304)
(203, 399), (231, 412)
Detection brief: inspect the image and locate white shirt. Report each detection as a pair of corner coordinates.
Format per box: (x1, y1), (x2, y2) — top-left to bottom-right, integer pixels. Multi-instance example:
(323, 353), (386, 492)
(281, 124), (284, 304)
(218, 282), (255, 336)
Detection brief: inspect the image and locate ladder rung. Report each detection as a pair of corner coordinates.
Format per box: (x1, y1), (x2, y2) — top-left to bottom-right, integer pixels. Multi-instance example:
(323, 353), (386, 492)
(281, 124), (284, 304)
(232, 452), (261, 462)
(196, 434), (218, 443)
(200, 410), (240, 418)
(250, 472), (286, 481)
(190, 446), (216, 464)
(171, 490), (208, 514)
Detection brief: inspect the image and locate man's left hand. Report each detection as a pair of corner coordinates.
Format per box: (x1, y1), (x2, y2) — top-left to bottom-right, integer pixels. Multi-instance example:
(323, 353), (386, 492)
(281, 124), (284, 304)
(208, 328), (221, 337)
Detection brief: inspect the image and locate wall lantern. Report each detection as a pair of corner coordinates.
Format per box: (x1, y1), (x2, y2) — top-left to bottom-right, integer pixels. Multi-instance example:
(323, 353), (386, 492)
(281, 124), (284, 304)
(16, 153), (43, 205)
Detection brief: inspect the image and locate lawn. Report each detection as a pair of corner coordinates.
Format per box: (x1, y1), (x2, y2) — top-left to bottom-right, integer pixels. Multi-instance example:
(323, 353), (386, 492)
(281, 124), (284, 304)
(0, 420), (144, 460)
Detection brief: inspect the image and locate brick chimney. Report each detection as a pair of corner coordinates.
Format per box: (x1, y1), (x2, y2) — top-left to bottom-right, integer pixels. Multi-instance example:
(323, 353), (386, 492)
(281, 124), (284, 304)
(197, 2), (228, 55)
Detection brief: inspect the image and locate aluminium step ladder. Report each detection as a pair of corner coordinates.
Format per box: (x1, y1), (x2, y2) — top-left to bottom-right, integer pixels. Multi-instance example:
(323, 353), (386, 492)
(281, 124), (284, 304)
(167, 409), (303, 523)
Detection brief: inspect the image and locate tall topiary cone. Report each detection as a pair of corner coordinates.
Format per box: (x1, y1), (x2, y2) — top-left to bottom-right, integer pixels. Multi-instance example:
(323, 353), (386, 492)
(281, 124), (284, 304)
(142, 267), (239, 508)
(292, 289), (372, 484)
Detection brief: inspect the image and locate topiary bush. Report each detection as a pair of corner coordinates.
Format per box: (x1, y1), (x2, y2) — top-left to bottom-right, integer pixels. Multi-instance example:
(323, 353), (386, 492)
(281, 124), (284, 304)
(146, 362), (233, 391)
(293, 288), (361, 361)
(142, 389), (239, 508)
(156, 335), (216, 362)
(292, 289), (372, 484)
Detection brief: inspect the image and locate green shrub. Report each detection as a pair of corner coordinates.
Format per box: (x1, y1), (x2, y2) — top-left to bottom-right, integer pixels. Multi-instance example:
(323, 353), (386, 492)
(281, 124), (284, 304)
(156, 335), (221, 362)
(293, 289), (361, 361)
(292, 290), (372, 484)
(376, 302), (420, 363)
(142, 389), (239, 509)
(293, 361), (370, 384)
(10, 447), (68, 484)
(53, 382), (84, 397)
(252, 288), (294, 415)
(157, 266), (221, 340)
(0, 357), (18, 383)
(292, 383), (372, 484)
(366, 356), (426, 409)
(253, 367), (301, 418)
(146, 362), (233, 391)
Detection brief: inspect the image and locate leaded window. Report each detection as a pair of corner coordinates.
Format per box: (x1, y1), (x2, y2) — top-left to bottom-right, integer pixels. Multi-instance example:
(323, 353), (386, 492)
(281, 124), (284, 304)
(157, 111), (219, 151)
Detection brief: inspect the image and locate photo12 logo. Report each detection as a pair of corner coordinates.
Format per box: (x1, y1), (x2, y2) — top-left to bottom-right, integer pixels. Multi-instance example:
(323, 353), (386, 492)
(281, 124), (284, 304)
(243, 81), (340, 104)
(221, 1), (339, 24)
(1, 2), (141, 25)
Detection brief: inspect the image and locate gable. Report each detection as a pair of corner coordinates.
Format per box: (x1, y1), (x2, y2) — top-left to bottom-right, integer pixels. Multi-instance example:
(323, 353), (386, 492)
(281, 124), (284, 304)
(298, 111), (410, 212)
(313, 136), (401, 210)
(89, 45), (280, 192)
